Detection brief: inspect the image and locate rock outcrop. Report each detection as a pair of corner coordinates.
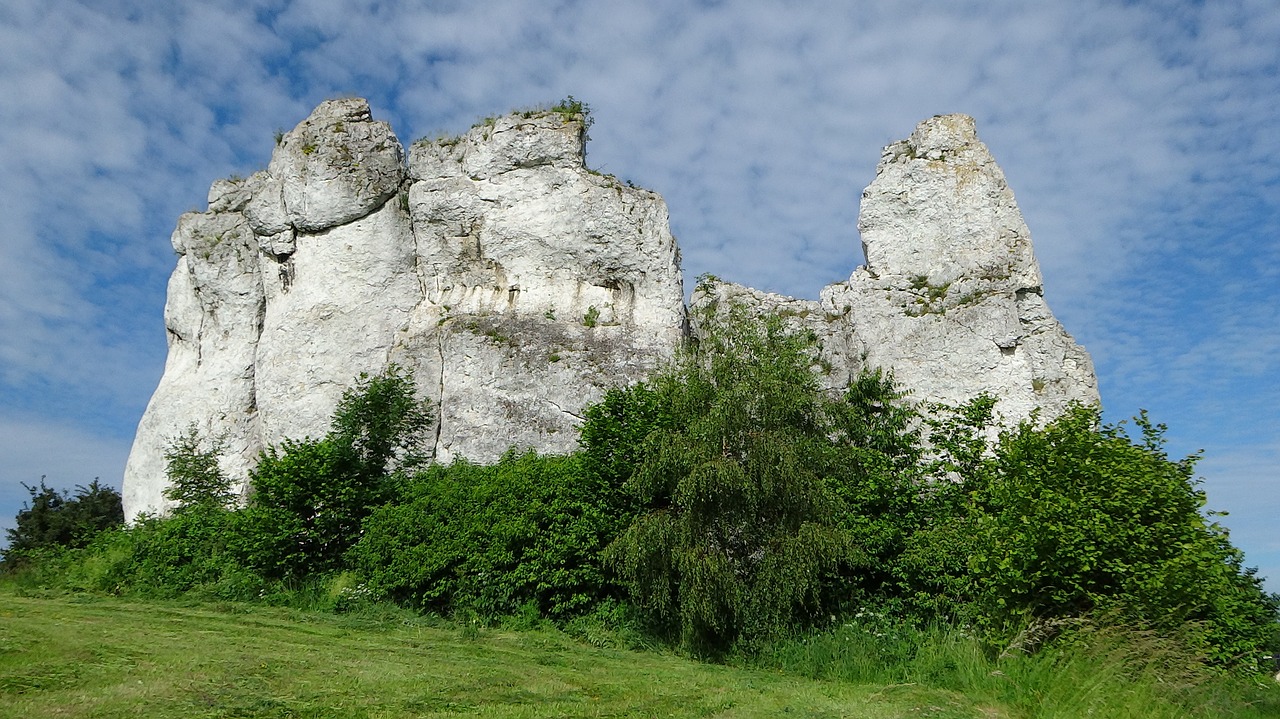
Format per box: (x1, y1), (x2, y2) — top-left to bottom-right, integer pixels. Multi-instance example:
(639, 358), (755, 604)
(123, 99), (683, 518)
(123, 103), (1097, 520)
(692, 114), (1098, 425)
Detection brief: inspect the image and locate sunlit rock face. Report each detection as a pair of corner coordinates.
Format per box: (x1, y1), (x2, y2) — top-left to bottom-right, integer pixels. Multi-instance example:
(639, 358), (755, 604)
(691, 114), (1098, 425)
(123, 104), (1096, 520)
(123, 100), (684, 518)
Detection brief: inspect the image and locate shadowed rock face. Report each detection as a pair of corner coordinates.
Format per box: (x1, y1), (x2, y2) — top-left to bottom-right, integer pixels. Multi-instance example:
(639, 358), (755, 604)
(123, 104), (1097, 520)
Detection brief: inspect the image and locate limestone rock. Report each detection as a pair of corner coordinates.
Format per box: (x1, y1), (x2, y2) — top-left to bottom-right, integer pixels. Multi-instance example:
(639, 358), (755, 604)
(687, 115), (1096, 427)
(123, 100), (684, 519)
(123, 103), (1098, 521)
(123, 208), (265, 517)
(397, 112), (684, 462)
(820, 114), (1098, 422)
(270, 98), (406, 233)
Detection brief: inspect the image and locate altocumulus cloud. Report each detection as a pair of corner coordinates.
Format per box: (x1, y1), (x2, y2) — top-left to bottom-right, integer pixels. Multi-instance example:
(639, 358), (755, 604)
(0, 0), (1276, 589)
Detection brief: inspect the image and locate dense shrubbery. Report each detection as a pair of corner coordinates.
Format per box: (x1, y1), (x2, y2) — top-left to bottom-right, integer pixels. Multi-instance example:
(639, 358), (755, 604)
(351, 450), (620, 619)
(971, 406), (1277, 664)
(4, 307), (1276, 679)
(241, 366), (432, 581)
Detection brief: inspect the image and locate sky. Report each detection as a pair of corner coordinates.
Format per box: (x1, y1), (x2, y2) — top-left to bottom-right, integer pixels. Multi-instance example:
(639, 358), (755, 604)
(0, 0), (1277, 590)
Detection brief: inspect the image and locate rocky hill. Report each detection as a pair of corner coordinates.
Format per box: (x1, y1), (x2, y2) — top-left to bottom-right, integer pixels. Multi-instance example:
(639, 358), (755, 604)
(122, 99), (1097, 519)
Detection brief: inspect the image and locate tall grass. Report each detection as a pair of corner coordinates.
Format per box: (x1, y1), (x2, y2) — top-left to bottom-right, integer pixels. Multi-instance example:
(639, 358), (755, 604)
(749, 614), (1280, 718)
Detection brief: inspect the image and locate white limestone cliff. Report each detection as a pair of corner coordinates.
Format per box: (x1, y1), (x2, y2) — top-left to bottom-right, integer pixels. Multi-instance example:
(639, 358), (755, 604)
(123, 104), (1097, 519)
(123, 99), (684, 517)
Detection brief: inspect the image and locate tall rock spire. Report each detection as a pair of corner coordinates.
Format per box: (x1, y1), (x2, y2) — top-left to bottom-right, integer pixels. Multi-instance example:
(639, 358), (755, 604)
(693, 114), (1098, 425)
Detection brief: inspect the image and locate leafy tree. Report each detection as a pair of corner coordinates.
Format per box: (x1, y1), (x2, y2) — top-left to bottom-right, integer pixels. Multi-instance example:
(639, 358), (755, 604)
(328, 364), (433, 476)
(162, 424), (235, 512)
(3, 479), (124, 565)
(604, 305), (917, 653)
(890, 395), (999, 620)
(242, 437), (364, 579)
(968, 405), (1279, 665)
(244, 365), (432, 580)
(579, 381), (671, 512)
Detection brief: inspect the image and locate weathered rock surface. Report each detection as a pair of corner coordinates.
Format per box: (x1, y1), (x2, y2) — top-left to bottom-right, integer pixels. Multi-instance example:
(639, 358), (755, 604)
(123, 104), (1097, 519)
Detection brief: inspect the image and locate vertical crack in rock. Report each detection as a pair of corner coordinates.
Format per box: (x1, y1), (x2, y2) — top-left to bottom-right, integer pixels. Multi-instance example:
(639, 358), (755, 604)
(433, 329), (446, 460)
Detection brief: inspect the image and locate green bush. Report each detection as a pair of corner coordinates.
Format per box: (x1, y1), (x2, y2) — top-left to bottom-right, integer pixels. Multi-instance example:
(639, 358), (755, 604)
(242, 437), (365, 580)
(578, 381), (671, 511)
(2, 479), (123, 566)
(349, 450), (618, 620)
(244, 366), (431, 581)
(968, 405), (1279, 665)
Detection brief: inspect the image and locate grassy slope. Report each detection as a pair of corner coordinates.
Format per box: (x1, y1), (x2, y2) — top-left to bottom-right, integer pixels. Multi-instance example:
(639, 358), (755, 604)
(0, 593), (993, 719)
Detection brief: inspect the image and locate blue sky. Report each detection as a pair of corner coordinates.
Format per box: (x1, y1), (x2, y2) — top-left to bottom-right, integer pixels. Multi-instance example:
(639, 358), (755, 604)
(1, 0), (1277, 590)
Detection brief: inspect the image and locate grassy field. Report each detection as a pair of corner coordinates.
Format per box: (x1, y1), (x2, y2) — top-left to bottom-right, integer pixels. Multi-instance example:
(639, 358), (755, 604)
(2, 589), (1278, 718)
(0, 591), (996, 718)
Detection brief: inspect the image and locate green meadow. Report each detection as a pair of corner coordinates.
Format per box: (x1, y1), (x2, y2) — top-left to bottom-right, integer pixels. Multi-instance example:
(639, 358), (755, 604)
(1, 591), (996, 719)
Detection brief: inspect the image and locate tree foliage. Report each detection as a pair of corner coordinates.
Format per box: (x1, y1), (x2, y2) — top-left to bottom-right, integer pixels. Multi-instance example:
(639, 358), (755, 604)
(162, 424), (235, 512)
(970, 405), (1278, 663)
(602, 307), (914, 653)
(328, 365), (433, 476)
(3, 479), (123, 564)
(243, 365), (432, 580)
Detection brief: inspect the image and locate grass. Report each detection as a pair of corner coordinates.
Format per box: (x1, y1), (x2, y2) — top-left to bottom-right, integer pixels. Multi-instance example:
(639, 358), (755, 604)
(751, 619), (1280, 719)
(0, 590), (995, 718)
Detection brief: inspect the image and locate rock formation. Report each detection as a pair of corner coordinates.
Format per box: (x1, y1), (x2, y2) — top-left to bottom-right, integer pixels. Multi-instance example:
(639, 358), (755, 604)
(692, 114), (1099, 424)
(123, 102), (1097, 520)
(123, 99), (684, 518)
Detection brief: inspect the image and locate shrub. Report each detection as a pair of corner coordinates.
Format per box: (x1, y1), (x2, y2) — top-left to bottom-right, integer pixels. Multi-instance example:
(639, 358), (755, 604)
(578, 381), (671, 509)
(241, 437), (363, 579)
(950, 404), (1279, 667)
(349, 451), (618, 620)
(244, 366), (432, 581)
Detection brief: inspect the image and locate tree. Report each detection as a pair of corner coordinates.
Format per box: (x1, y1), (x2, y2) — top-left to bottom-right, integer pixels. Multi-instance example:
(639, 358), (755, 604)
(965, 404), (1279, 666)
(328, 364), (433, 476)
(244, 365), (433, 580)
(603, 305), (917, 653)
(3, 479), (123, 564)
(162, 424), (235, 512)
